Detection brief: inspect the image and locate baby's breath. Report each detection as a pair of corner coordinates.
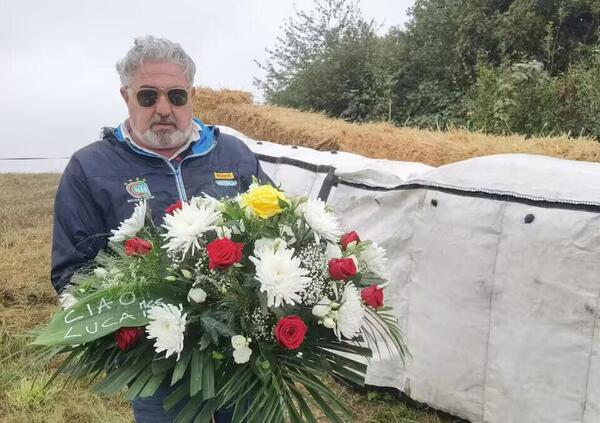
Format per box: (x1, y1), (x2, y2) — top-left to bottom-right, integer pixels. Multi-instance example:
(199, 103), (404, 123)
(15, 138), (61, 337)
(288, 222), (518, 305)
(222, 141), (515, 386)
(194, 249), (232, 292)
(246, 308), (275, 342)
(297, 243), (332, 305)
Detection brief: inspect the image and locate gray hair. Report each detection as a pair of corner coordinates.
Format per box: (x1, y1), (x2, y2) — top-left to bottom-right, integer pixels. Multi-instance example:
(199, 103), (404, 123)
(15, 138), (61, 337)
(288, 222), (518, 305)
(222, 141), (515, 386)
(116, 36), (196, 87)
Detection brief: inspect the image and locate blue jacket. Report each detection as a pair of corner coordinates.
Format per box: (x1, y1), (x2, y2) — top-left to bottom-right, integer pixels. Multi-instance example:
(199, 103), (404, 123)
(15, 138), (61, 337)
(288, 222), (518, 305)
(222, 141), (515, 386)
(51, 118), (267, 293)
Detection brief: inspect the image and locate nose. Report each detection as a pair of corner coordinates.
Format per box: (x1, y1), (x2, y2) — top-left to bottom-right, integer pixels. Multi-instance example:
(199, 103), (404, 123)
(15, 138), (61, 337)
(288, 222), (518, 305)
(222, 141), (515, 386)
(155, 92), (171, 117)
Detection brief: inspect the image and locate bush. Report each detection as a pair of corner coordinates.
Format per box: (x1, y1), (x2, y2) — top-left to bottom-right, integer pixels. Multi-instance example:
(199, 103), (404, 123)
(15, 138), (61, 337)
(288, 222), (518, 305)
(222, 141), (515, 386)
(469, 47), (600, 139)
(556, 48), (600, 138)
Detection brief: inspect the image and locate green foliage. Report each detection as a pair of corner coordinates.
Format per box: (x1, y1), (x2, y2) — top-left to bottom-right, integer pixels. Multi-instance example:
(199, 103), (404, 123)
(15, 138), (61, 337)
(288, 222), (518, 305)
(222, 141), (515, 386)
(469, 51), (600, 138)
(468, 60), (558, 136)
(257, 0), (600, 138)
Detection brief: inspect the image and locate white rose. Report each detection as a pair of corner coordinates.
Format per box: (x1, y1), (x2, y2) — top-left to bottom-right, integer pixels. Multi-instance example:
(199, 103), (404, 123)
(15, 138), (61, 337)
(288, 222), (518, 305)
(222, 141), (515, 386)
(187, 287), (207, 304)
(312, 297), (332, 318)
(323, 317), (336, 329)
(233, 346), (252, 364)
(231, 335), (247, 350)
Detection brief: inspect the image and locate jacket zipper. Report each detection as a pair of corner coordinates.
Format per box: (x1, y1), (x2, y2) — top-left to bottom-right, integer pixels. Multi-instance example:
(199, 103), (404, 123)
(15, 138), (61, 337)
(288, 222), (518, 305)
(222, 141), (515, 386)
(171, 143), (219, 202)
(123, 137), (218, 204)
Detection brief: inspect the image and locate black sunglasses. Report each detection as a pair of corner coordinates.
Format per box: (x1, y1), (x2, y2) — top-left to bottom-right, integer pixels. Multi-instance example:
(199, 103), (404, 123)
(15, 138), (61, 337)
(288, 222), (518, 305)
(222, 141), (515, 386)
(131, 87), (190, 107)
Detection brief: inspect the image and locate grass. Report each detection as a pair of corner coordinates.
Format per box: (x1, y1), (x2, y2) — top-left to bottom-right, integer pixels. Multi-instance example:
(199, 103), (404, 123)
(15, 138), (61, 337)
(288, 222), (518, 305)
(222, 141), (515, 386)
(0, 173), (464, 422)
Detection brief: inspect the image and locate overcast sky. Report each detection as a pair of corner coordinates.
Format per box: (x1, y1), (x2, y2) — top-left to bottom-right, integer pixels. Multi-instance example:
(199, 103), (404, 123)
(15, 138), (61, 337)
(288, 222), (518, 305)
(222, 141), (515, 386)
(1, 0), (413, 171)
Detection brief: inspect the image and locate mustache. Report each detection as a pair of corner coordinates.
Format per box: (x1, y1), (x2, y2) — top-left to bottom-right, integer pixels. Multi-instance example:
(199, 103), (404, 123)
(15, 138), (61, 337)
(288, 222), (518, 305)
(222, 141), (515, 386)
(150, 117), (176, 125)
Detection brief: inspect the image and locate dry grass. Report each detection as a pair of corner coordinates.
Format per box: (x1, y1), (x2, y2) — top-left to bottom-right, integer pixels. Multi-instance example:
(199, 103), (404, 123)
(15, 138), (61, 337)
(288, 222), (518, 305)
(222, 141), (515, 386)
(0, 174), (134, 423)
(0, 174), (59, 330)
(193, 87), (600, 167)
(0, 173), (459, 422)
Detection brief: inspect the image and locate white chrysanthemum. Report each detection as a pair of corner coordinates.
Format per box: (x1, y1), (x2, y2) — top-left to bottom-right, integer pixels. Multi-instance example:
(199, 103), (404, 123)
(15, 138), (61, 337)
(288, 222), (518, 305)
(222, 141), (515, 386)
(253, 238), (285, 258)
(336, 284), (364, 340)
(109, 201), (146, 242)
(360, 242), (390, 280)
(161, 199), (222, 256)
(146, 303), (187, 360)
(297, 199), (343, 242)
(249, 239), (310, 308)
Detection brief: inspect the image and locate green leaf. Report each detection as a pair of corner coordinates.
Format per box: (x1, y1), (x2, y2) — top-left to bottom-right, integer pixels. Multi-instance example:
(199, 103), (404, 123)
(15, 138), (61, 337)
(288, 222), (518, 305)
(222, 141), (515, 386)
(94, 356), (150, 396)
(198, 333), (211, 351)
(139, 371), (167, 397)
(190, 349), (204, 397)
(328, 360), (365, 386)
(305, 385), (345, 423)
(201, 352), (215, 401)
(200, 311), (235, 344)
(34, 284), (182, 346)
(319, 349), (368, 374)
(192, 397), (220, 423)
(173, 393), (204, 423)
(123, 366), (154, 400)
(164, 380), (190, 411)
(171, 348), (192, 386)
(287, 384), (319, 423)
(152, 356), (176, 375)
(284, 394), (304, 423)
(277, 196), (289, 210)
(231, 394), (247, 423)
(258, 291), (269, 314)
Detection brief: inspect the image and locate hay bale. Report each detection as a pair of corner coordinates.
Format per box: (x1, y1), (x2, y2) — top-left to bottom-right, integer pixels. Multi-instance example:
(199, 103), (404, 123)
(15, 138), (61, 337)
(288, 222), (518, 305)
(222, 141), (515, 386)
(192, 89), (600, 166)
(192, 88), (253, 123)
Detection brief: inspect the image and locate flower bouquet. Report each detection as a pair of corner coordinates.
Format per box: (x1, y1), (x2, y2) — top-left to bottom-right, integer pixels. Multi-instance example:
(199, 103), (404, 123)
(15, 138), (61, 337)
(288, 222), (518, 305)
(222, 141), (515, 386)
(34, 182), (407, 423)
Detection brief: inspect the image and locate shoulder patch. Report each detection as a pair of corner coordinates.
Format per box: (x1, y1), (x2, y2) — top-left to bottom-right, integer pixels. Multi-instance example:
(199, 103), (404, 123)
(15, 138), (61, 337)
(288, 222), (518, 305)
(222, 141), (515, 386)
(213, 172), (235, 180)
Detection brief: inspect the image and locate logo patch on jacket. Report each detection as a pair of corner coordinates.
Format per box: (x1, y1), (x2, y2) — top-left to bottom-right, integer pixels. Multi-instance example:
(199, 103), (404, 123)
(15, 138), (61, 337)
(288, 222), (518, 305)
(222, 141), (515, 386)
(213, 172), (238, 187)
(125, 179), (153, 201)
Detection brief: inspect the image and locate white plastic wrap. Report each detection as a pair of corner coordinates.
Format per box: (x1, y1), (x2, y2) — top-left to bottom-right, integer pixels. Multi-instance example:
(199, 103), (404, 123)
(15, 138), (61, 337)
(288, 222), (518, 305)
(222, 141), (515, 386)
(220, 126), (600, 423)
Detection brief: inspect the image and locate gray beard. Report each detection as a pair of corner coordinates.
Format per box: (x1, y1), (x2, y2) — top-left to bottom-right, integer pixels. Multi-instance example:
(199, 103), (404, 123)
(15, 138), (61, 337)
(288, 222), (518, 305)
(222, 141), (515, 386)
(132, 124), (193, 150)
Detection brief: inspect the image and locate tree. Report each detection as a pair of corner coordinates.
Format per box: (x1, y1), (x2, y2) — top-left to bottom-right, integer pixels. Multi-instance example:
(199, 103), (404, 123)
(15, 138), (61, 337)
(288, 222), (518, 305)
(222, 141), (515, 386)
(254, 0), (366, 102)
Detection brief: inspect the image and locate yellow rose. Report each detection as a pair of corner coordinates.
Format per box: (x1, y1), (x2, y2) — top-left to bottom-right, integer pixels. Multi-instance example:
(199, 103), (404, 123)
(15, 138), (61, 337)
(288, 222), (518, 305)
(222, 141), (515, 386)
(240, 185), (288, 219)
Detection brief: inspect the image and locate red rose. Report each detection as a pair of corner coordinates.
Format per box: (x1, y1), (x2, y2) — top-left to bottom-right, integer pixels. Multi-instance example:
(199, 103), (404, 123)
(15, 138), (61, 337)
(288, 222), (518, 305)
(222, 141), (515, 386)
(125, 238), (153, 256)
(361, 284), (384, 309)
(328, 258), (357, 280)
(274, 316), (308, 350)
(114, 327), (144, 351)
(340, 231), (360, 250)
(206, 238), (244, 269)
(165, 200), (183, 214)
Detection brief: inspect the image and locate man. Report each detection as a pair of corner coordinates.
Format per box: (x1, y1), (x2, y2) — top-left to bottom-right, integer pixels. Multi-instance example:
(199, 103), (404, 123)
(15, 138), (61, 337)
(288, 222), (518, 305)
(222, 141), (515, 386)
(51, 36), (266, 423)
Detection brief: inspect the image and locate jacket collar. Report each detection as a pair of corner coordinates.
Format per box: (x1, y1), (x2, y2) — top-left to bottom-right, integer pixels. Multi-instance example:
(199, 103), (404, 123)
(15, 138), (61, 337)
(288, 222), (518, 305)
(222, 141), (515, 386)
(112, 117), (215, 158)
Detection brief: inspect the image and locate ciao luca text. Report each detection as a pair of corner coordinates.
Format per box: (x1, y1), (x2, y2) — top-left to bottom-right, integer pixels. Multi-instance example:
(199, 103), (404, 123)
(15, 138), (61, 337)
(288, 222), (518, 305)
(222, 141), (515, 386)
(62, 291), (164, 339)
